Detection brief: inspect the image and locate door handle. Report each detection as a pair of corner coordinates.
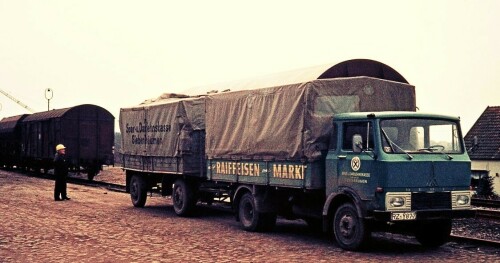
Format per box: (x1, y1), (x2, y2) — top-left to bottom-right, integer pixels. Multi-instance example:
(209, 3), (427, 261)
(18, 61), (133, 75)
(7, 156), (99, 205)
(338, 155), (347, 159)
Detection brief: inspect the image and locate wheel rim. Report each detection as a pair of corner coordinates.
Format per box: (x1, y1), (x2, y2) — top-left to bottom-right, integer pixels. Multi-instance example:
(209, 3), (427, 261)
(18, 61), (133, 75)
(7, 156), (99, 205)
(130, 180), (138, 201)
(339, 213), (356, 239)
(241, 199), (254, 224)
(173, 185), (184, 208)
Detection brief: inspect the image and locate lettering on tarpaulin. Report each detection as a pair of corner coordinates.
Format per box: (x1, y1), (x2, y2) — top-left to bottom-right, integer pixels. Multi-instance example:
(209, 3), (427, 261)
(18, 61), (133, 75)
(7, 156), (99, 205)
(126, 119), (172, 145)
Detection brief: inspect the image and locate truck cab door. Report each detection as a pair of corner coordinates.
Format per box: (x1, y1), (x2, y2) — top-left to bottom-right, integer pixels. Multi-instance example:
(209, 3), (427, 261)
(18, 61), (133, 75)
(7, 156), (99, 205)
(329, 121), (376, 198)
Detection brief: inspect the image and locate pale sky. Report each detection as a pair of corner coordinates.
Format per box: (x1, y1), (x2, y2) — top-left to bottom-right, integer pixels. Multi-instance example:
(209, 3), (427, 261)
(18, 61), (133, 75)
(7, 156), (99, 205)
(0, 0), (499, 134)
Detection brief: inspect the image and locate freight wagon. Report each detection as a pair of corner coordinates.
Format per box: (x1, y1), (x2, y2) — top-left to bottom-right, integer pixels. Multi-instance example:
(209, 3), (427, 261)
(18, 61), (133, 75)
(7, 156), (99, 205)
(0, 114), (29, 169)
(120, 59), (474, 250)
(0, 104), (115, 180)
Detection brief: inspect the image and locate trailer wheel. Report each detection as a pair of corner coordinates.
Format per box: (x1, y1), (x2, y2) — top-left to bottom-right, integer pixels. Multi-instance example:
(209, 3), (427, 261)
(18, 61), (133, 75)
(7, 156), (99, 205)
(415, 219), (452, 248)
(130, 175), (147, 207)
(238, 192), (276, 232)
(333, 203), (370, 251)
(172, 179), (196, 216)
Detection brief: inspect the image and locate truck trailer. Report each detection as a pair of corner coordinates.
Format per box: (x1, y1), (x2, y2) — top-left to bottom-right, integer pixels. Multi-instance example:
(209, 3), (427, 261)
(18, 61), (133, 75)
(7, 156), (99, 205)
(119, 59), (474, 250)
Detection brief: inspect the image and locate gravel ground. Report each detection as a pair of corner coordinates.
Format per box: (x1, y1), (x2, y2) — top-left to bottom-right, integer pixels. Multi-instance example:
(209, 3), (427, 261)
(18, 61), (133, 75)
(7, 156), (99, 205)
(452, 216), (500, 242)
(89, 166), (500, 243)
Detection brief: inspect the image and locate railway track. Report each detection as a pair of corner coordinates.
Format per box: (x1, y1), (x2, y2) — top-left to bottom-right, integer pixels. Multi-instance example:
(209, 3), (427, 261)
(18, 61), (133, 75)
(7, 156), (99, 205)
(67, 176), (126, 193)
(18, 170), (127, 193)
(472, 198), (500, 208)
(450, 234), (500, 248)
(474, 208), (500, 220)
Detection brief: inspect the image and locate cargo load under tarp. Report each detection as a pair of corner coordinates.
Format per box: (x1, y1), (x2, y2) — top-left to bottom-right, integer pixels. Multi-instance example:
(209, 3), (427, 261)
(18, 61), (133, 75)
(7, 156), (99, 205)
(205, 77), (415, 161)
(120, 59), (416, 175)
(119, 94), (205, 174)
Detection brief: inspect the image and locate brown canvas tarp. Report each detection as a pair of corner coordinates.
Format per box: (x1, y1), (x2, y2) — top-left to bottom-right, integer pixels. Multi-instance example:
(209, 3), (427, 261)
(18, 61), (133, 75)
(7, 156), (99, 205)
(205, 77), (415, 161)
(120, 76), (415, 162)
(119, 95), (205, 157)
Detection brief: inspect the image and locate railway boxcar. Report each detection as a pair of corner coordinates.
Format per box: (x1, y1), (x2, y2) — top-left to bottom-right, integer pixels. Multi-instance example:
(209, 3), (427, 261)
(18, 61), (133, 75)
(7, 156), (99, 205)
(20, 104), (115, 180)
(0, 114), (29, 168)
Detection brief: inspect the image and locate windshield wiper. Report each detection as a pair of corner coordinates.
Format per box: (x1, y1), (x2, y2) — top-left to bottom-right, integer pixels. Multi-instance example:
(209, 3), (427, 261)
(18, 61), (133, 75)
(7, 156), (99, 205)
(418, 146), (453, 160)
(418, 145), (453, 160)
(381, 128), (413, 160)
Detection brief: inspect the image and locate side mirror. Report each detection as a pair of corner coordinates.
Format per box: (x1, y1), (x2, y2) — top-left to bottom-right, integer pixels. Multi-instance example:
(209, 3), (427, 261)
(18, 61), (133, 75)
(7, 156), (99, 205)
(352, 134), (363, 153)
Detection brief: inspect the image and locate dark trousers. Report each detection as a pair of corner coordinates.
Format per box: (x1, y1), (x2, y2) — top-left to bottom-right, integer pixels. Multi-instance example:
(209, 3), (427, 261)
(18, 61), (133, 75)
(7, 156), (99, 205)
(54, 176), (67, 200)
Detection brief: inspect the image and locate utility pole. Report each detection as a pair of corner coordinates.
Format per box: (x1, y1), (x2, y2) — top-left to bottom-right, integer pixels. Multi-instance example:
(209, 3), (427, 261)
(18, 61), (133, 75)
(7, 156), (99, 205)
(0, 88), (36, 113)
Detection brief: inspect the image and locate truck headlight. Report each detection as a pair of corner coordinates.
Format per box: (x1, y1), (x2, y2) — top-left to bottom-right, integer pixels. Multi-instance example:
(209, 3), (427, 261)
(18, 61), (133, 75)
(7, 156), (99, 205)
(456, 195), (470, 205)
(452, 191), (471, 209)
(385, 192), (411, 211)
(389, 197), (405, 207)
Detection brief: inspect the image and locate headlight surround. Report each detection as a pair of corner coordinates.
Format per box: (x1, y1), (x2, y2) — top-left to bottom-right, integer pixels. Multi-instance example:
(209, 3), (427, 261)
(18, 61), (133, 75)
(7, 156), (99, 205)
(385, 192), (412, 211)
(452, 191), (471, 209)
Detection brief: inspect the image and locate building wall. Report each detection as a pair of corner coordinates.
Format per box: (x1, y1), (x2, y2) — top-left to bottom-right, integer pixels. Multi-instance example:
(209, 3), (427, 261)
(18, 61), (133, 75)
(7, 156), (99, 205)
(471, 160), (500, 196)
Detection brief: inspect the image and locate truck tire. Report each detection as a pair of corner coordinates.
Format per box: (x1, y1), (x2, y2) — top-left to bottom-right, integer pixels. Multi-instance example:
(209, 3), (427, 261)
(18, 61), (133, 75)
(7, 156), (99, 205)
(238, 192), (277, 232)
(172, 179), (196, 216)
(333, 203), (370, 251)
(130, 175), (147, 207)
(415, 219), (452, 248)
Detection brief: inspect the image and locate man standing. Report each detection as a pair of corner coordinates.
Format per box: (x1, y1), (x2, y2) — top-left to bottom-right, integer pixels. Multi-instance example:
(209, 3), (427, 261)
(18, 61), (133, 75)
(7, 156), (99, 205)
(54, 144), (70, 201)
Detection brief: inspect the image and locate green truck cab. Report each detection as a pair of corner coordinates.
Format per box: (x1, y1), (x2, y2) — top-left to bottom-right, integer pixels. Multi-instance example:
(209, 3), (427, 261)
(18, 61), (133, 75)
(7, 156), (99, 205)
(324, 112), (473, 250)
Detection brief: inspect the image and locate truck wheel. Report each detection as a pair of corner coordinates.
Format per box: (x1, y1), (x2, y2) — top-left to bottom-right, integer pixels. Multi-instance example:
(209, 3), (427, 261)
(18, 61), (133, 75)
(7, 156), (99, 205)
(130, 175), (147, 207)
(415, 219), (452, 248)
(173, 179), (196, 216)
(238, 192), (276, 232)
(333, 203), (370, 251)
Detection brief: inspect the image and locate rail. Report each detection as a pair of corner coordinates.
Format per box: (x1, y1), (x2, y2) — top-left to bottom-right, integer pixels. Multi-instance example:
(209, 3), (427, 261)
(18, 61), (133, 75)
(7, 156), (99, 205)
(472, 198), (500, 208)
(450, 235), (500, 248)
(67, 176), (126, 193)
(474, 208), (500, 220)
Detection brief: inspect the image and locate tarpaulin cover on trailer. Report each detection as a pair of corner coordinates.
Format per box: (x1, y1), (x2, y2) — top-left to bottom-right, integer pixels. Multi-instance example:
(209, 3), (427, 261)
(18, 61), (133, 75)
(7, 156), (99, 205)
(205, 77), (415, 161)
(119, 95), (205, 157)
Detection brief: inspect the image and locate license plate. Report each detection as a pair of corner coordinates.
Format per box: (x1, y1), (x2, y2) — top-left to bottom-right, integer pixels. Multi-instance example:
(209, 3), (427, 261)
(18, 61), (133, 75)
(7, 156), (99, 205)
(391, 212), (417, 221)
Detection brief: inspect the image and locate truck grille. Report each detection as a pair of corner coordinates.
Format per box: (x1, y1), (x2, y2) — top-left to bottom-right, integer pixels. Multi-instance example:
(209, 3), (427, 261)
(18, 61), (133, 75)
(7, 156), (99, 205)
(411, 192), (451, 210)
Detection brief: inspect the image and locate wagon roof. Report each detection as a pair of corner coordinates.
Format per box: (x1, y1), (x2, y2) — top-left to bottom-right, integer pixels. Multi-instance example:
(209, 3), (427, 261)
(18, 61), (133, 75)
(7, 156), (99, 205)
(22, 107), (73, 122)
(22, 104), (114, 122)
(0, 114), (29, 133)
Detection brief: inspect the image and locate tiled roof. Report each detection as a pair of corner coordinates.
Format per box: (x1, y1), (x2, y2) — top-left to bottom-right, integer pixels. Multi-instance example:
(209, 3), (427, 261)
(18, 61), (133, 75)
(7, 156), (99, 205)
(464, 106), (500, 160)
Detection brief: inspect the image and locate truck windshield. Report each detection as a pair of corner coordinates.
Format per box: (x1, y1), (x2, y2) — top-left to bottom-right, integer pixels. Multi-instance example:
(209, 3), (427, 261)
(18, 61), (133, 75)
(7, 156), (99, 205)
(380, 118), (463, 154)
